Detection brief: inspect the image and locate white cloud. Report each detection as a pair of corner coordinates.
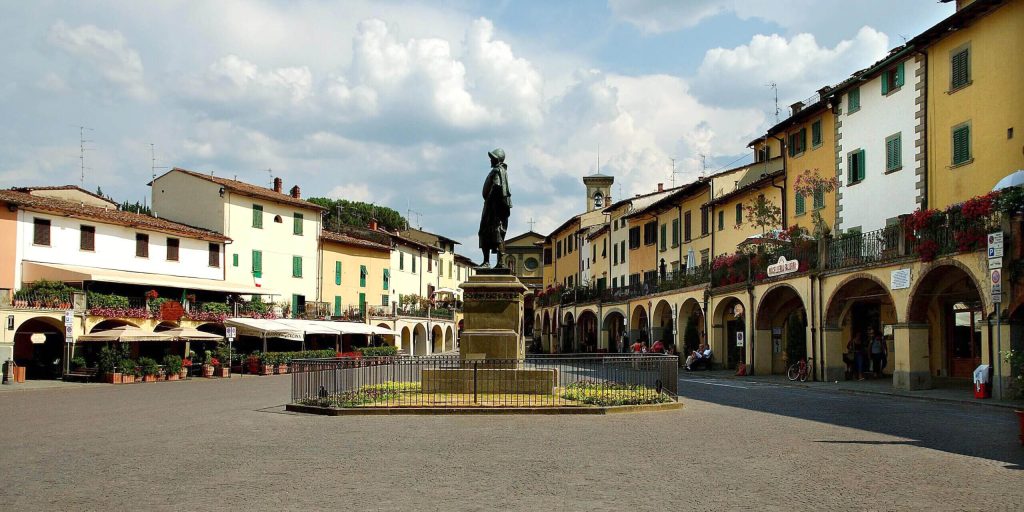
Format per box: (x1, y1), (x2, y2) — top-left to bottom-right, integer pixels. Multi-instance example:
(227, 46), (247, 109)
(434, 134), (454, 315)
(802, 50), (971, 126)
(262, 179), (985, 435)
(608, 0), (731, 33)
(327, 183), (375, 203)
(47, 20), (149, 99)
(691, 27), (889, 107)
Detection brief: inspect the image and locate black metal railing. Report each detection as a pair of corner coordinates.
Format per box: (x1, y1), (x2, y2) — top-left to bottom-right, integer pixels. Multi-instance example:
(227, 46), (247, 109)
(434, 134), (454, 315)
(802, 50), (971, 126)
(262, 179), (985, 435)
(289, 355), (677, 408)
(826, 225), (905, 269)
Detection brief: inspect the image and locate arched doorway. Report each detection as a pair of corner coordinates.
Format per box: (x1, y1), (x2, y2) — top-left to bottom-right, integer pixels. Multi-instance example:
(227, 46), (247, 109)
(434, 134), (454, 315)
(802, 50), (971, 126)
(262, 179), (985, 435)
(401, 326), (411, 354)
(678, 299), (704, 356)
(90, 319), (138, 333)
(603, 311), (626, 352)
(577, 310), (598, 352)
(432, 325), (444, 353)
(561, 312), (575, 353)
(542, 312), (551, 352)
(652, 300), (673, 348)
(629, 305), (649, 345)
(445, 326), (454, 351)
(907, 263), (986, 381)
(154, 321), (178, 332)
(756, 285), (808, 375)
(713, 297), (746, 369)
(13, 316), (65, 379)
(413, 324), (428, 356)
(824, 275), (898, 382)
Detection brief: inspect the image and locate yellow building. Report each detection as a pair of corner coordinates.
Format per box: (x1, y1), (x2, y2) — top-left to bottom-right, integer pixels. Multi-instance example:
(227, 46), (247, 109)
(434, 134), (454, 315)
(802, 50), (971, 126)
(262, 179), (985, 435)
(319, 231), (391, 318)
(547, 215), (582, 288)
(707, 161), (785, 257)
(586, 225), (610, 289)
(916, 0), (1024, 209)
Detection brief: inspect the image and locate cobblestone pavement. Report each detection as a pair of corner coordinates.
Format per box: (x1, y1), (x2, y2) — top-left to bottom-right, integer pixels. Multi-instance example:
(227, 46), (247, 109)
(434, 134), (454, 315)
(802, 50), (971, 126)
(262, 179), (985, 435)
(0, 374), (1021, 511)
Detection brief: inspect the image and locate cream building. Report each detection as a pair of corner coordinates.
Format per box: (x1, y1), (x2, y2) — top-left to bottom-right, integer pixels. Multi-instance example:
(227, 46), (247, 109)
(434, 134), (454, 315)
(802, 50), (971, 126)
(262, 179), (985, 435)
(319, 231), (391, 319)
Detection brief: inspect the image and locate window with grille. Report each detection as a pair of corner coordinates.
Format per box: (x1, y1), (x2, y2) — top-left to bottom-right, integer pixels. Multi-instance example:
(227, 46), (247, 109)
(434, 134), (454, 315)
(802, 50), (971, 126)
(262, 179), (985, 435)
(166, 238), (179, 261)
(952, 123), (971, 165)
(136, 233), (149, 258)
(885, 133), (902, 172)
(80, 225), (95, 251)
(951, 47), (970, 90)
(33, 218), (50, 246)
(208, 243), (220, 267)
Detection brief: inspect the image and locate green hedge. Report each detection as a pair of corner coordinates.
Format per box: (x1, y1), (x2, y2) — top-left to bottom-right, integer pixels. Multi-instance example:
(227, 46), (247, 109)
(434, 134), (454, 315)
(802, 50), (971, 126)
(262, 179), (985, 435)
(357, 346), (398, 357)
(87, 291), (131, 309)
(256, 349), (337, 365)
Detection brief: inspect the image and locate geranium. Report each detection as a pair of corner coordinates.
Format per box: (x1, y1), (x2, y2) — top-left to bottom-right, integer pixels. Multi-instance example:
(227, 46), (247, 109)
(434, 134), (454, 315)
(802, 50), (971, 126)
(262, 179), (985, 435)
(182, 358), (192, 367)
(209, 357), (221, 367)
(916, 239), (939, 262)
(960, 192), (998, 220)
(903, 208), (941, 234)
(144, 289), (159, 300)
(87, 307), (151, 319)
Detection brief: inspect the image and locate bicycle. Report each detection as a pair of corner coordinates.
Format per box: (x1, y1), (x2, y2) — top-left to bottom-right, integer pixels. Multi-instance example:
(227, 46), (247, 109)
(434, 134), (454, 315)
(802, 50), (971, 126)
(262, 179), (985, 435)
(787, 357), (814, 382)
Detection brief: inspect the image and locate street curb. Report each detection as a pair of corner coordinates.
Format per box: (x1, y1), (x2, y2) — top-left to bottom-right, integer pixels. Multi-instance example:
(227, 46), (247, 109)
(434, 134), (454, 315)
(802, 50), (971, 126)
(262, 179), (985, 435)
(682, 374), (1023, 411)
(285, 400), (683, 416)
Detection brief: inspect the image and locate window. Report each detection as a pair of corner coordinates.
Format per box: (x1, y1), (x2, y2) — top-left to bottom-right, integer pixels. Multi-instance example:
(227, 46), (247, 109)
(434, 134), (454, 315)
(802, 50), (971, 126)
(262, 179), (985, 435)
(757, 145), (771, 162)
(208, 243), (220, 267)
(718, 211), (724, 231)
(701, 207), (709, 235)
(660, 223), (667, 251)
(593, 192), (603, 208)
(881, 61), (904, 94)
(628, 227), (641, 249)
(700, 249), (709, 265)
(952, 123), (972, 166)
(428, 255), (432, 272)
(593, 242), (597, 262)
(847, 149), (866, 183)
(543, 248), (552, 264)
(382, 294), (390, 306)
(602, 239), (606, 258)
(788, 128), (807, 156)
(674, 217), (681, 245)
(412, 255), (416, 273)
(448, 261), (453, 278)
(383, 269), (390, 290)
(359, 265), (367, 287)
(556, 240), (562, 258)
(795, 192), (806, 216)
(232, 254), (239, 267)
(399, 252), (405, 271)
(613, 242), (618, 265)
(813, 186), (825, 210)
(252, 250), (263, 277)
(292, 256), (303, 278)
(334, 296), (341, 316)
(566, 235), (573, 254)
(811, 120), (822, 147)
(683, 212), (691, 242)
(252, 204), (263, 228)
(735, 203), (743, 225)
(619, 241), (625, 262)
(293, 213), (303, 235)
(951, 46), (970, 90)
(642, 222), (656, 246)
(166, 238), (179, 261)
(79, 225), (95, 251)
(848, 87), (860, 113)
(33, 218), (50, 246)
(335, 261), (342, 285)
(136, 233), (149, 258)
(886, 133), (902, 172)
(612, 277), (618, 288)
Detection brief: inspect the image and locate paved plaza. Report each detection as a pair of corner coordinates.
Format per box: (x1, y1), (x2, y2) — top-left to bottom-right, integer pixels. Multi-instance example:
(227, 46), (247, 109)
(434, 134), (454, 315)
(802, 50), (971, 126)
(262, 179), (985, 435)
(0, 374), (1021, 510)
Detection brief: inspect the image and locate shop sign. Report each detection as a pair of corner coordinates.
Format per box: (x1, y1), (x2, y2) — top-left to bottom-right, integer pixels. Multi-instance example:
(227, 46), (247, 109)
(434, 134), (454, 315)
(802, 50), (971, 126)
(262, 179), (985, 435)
(30, 333), (46, 344)
(767, 256), (799, 278)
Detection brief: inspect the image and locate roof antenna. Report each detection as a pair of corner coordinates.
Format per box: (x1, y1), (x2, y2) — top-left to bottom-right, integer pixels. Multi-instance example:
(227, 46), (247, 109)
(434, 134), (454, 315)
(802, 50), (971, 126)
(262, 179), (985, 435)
(77, 126), (94, 187)
(766, 82), (779, 124)
(266, 168), (273, 187)
(670, 157), (681, 188)
(699, 154), (707, 179)
(150, 143), (168, 182)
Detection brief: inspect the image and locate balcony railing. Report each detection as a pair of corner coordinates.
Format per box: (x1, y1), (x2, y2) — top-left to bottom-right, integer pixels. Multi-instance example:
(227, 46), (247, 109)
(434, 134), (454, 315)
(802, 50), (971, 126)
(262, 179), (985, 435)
(4, 292), (76, 311)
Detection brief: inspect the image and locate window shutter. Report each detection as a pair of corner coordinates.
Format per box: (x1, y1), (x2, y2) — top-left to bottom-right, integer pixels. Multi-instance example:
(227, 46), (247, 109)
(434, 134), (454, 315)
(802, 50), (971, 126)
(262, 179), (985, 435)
(812, 121), (821, 146)
(660, 224), (666, 251)
(334, 296), (341, 316)
(360, 265), (367, 287)
(335, 261), (341, 285)
(881, 71), (890, 95)
(208, 243), (220, 267)
(895, 61), (905, 88)
(953, 125), (971, 164)
(252, 250), (262, 277)
(814, 186), (824, 209)
(787, 134), (795, 157)
(232, 253), (239, 267)
(799, 128), (807, 152)
(383, 269), (390, 290)
(293, 213), (303, 235)
(951, 49), (969, 89)
(735, 203), (742, 225)
(292, 256), (302, 278)
(795, 192), (805, 215)
(252, 205), (263, 228)
(858, 149), (866, 181)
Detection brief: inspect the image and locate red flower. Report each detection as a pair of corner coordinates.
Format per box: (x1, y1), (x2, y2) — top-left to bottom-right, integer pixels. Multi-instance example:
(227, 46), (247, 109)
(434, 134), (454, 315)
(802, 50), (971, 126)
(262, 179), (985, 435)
(209, 357), (220, 367)
(182, 358), (192, 367)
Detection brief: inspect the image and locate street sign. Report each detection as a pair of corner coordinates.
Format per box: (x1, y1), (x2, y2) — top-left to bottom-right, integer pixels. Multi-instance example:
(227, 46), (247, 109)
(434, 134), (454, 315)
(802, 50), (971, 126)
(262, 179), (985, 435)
(225, 326), (237, 339)
(989, 256), (1003, 270)
(991, 268), (1002, 303)
(735, 331), (745, 347)
(64, 310), (74, 326)
(988, 232), (1004, 249)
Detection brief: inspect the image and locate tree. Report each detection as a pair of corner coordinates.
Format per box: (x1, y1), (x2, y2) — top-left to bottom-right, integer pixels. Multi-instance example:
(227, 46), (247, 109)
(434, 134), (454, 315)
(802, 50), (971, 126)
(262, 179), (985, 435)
(308, 197), (407, 232)
(743, 194), (782, 235)
(793, 169), (840, 238)
(785, 311), (807, 364)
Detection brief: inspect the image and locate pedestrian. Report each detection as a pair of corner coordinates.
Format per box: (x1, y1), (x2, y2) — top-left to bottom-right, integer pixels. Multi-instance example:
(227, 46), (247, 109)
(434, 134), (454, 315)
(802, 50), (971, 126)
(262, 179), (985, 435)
(651, 339), (665, 354)
(618, 333), (627, 353)
(630, 338), (644, 354)
(846, 332), (863, 380)
(868, 327), (887, 378)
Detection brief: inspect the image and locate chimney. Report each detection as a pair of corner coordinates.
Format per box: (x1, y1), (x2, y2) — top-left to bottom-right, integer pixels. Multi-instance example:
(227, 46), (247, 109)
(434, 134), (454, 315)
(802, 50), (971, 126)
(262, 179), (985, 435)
(290, 185), (301, 199)
(273, 177), (283, 193)
(657, 183), (664, 192)
(369, 219), (378, 231)
(790, 101), (804, 115)
(816, 85), (832, 97)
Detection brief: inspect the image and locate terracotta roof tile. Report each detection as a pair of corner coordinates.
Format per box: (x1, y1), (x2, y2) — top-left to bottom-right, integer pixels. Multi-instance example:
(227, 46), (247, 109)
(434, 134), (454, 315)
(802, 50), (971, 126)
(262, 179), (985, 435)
(0, 189), (229, 242)
(320, 230), (391, 251)
(165, 168), (327, 211)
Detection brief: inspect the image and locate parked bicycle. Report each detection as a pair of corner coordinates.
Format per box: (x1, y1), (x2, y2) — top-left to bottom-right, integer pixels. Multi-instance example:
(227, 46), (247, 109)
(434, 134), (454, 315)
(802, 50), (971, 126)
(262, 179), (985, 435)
(787, 357), (813, 382)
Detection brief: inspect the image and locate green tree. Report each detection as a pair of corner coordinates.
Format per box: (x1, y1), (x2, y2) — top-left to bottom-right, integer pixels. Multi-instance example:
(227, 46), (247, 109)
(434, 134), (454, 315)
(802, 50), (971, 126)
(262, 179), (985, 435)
(683, 313), (701, 355)
(308, 197), (407, 232)
(742, 194), (782, 235)
(785, 312), (807, 364)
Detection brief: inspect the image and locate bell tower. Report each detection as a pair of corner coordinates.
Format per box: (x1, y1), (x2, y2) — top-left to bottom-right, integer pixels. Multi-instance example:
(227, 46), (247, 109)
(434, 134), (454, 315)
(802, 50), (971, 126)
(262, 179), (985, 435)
(583, 173), (614, 212)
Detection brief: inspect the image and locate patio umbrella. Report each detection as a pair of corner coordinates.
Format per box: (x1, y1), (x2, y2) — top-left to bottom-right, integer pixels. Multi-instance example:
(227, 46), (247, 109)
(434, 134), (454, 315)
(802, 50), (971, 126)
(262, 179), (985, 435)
(686, 248), (696, 274)
(161, 327), (225, 341)
(992, 170), (1024, 191)
(77, 325), (175, 342)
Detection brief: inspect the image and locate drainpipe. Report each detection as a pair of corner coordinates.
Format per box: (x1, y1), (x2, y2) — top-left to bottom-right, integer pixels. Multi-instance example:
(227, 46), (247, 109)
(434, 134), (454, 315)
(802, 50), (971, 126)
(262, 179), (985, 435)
(771, 134), (788, 229)
(818, 270), (825, 379)
(677, 204), (683, 272)
(809, 273), (817, 379)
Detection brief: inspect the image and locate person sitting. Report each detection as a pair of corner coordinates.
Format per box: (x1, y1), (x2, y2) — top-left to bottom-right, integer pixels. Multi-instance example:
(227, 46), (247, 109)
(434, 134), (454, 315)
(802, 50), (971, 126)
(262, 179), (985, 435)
(685, 343), (713, 371)
(650, 339), (666, 354)
(630, 339), (644, 354)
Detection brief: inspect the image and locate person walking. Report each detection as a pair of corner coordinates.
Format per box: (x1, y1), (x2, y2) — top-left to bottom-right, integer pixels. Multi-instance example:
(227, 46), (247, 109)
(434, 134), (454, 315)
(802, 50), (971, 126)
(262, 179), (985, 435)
(868, 328), (887, 378)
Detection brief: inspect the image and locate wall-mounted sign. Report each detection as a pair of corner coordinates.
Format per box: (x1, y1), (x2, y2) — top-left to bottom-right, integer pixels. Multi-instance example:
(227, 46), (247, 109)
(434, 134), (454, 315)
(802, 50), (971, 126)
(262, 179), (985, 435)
(30, 333), (46, 344)
(735, 331), (745, 347)
(890, 268), (911, 290)
(6, 315), (13, 330)
(991, 268), (1003, 303)
(767, 256), (799, 277)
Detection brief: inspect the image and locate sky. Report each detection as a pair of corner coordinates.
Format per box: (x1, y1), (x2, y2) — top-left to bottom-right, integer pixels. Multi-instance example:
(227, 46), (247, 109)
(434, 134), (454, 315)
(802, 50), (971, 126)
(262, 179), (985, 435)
(0, 0), (955, 256)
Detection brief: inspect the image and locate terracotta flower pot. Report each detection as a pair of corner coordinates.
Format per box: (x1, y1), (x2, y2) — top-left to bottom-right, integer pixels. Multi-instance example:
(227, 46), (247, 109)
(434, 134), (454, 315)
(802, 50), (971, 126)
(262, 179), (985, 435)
(215, 366), (230, 378)
(260, 364), (274, 376)
(121, 374), (135, 384)
(143, 375), (158, 383)
(276, 364), (289, 374)
(104, 372), (121, 384)
(179, 368), (189, 380)
(202, 364), (215, 378)
(168, 373), (180, 381)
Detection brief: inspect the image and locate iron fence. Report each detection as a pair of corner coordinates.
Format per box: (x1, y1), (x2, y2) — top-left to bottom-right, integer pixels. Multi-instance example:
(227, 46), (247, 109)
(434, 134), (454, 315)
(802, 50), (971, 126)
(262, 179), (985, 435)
(290, 354), (677, 408)
(826, 225), (904, 269)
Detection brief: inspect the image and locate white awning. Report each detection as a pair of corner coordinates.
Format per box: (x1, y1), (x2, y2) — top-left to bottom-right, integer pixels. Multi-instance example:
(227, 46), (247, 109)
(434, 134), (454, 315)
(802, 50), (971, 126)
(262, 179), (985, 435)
(22, 261), (270, 295)
(223, 318), (397, 339)
(224, 318), (303, 341)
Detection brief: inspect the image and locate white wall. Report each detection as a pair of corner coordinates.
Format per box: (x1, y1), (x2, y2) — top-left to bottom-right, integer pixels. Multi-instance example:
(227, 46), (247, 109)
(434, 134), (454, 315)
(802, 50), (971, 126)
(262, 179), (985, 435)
(580, 236), (593, 285)
(609, 215), (628, 289)
(837, 56), (922, 232)
(15, 210), (225, 286)
(390, 243), (425, 305)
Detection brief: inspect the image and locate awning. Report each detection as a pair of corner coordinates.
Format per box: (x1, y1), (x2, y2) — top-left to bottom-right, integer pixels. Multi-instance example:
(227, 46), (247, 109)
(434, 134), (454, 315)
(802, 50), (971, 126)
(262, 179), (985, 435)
(222, 318), (397, 339)
(224, 318), (304, 341)
(22, 261), (269, 295)
(78, 325), (176, 342)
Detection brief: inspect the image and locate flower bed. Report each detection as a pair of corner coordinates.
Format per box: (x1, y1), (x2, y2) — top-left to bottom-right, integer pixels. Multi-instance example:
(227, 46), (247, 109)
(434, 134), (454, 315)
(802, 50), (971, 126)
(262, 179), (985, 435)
(559, 382), (670, 406)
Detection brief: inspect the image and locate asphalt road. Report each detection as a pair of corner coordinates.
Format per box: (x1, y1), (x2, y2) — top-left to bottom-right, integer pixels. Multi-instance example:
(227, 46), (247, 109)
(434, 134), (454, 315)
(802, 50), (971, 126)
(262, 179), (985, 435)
(0, 374), (1020, 511)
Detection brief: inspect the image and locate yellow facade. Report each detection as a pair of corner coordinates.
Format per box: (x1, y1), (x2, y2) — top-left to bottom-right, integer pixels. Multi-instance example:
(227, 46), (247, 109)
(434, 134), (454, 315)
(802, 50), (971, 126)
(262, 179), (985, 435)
(710, 180), (784, 257)
(551, 219), (581, 288)
(320, 237), (391, 315)
(588, 228), (610, 287)
(925, 0), (1024, 209)
(626, 214), (658, 280)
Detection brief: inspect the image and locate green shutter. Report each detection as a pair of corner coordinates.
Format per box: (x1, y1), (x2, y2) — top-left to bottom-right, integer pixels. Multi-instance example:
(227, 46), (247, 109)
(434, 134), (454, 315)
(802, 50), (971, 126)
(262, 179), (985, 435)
(292, 256), (302, 278)
(399, 252), (404, 270)
(812, 121), (822, 146)
(232, 253), (239, 267)
(895, 61), (905, 88)
(252, 250), (262, 277)
(799, 128), (807, 153)
(788, 134), (795, 157)
(881, 71), (890, 95)
(671, 219), (679, 246)
(953, 125), (971, 165)
(813, 186), (825, 209)
(383, 269), (390, 290)
(291, 294), (299, 319)
(293, 213), (303, 235)
(660, 224), (666, 251)
(951, 49), (969, 89)
(252, 205), (263, 228)
(334, 296), (341, 316)
(335, 261), (341, 285)
(886, 134), (902, 171)
(848, 87), (860, 112)
(735, 203), (743, 225)
(360, 265), (367, 287)
(795, 192), (806, 215)
(857, 149), (866, 181)
(359, 293), (366, 317)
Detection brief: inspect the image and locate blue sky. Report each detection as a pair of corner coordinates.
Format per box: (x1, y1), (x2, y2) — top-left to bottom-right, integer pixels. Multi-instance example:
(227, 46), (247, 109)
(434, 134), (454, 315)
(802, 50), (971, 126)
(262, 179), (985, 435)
(0, 0), (954, 254)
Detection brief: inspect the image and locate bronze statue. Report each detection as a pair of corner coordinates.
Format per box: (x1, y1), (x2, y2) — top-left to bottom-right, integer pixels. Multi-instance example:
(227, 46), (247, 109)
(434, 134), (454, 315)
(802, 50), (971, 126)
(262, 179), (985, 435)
(479, 148), (511, 268)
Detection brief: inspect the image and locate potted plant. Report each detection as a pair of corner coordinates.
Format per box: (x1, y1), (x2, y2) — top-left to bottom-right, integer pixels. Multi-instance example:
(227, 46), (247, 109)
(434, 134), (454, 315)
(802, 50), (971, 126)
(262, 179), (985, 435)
(1002, 349), (1024, 444)
(247, 353), (261, 374)
(163, 355), (183, 381)
(214, 357), (229, 378)
(138, 357), (159, 382)
(260, 352), (276, 375)
(202, 350), (216, 378)
(276, 353), (290, 375)
(119, 358), (137, 384)
(97, 346), (121, 384)
(181, 355), (193, 379)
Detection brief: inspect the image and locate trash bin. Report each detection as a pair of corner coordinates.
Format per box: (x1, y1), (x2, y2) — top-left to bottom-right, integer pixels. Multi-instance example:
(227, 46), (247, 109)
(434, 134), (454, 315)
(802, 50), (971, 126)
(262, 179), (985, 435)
(973, 364), (992, 399)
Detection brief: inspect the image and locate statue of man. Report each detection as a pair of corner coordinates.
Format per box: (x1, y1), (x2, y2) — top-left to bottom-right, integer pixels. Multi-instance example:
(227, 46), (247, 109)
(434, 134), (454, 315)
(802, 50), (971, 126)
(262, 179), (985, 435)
(479, 148), (511, 268)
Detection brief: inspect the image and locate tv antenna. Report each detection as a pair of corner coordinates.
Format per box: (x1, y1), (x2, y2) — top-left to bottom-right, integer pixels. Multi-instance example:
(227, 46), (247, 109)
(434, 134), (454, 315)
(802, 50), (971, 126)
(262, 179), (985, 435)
(266, 168), (273, 187)
(405, 199), (422, 230)
(669, 157), (682, 188)
(77, 126), (94, 187)
(766, 82), (779, 124)
(527, 218), (537, 231)
(150, 143), (169, 181)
